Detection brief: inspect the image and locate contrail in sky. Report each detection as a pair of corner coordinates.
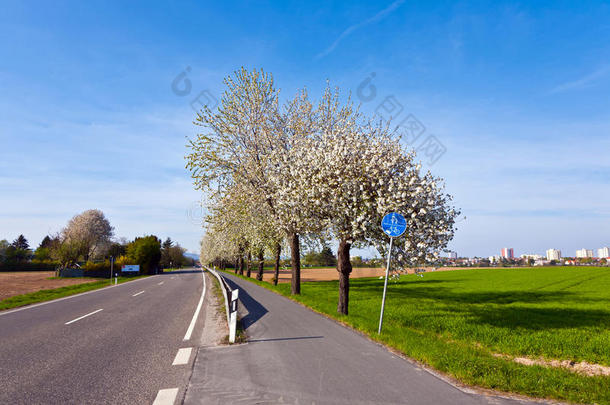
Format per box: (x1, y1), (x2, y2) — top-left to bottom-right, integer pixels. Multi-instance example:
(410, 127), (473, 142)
(315, 0), (406, 60)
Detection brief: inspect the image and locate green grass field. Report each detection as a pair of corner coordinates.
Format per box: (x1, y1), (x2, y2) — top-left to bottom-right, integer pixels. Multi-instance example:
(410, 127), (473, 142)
(0, 276), (148, 311)
(224, 266), (610, 404)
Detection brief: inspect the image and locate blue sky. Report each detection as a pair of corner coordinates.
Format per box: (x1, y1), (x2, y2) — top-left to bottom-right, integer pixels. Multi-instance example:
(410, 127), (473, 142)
(1, 1), (609, 257)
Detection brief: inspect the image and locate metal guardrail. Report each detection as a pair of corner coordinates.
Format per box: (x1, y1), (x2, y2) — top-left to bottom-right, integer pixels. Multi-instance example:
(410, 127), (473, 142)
(206, 266), (239, 343)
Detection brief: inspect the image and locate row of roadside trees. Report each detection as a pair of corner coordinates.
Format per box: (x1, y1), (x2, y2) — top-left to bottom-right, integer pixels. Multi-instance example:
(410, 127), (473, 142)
(188, 68), (460, 315)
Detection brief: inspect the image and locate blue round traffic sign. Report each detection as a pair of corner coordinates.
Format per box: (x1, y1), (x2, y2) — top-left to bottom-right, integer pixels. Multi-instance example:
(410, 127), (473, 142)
(381, 212), (407, 237)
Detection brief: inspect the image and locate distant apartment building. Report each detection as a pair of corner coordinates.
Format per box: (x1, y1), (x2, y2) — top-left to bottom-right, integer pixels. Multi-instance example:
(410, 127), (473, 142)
(546, 249), (561, 261)
(598, 247), (610, 258)
(521, 254), (543, 260)
(448, 251), (458, 259)
(575, 249), (594, 258)
(501, 248), (514, 259)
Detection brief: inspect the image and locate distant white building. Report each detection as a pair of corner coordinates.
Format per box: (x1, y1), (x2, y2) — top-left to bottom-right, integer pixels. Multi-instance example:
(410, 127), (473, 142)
(546, 249), (561, 261)
(598, 247), (610, 258)
(521, 254), (543, 260)
(489, 255), (500, 263)
(576, 249), (594, 258)
(448, 251), (458, 259)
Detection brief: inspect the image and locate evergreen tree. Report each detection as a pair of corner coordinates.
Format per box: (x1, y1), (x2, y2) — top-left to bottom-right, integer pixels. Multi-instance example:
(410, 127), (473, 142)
(319, 246), (337, 266)
(161, 237), (173, 267)
(12, 235), (29, 250)
(38, 236), (53, 249)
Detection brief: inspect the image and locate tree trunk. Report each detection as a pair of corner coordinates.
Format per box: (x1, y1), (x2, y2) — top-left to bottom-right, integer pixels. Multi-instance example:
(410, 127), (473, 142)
(238, 255), (244, 275)
(246, 251), (252, 278)
(234, 258), (239, 274)
(290, 232), (301, 295)
(257, 250), (264, 281)
(337, 239), (352, 315)
(273, 242), (281, 286)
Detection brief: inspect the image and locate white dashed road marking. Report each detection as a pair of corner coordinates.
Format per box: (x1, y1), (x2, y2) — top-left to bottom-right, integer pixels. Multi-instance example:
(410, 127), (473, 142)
(132, 291), (145, 297)
(172, 347), (193, 365)
(158, 281), (164, 285)
(65, 309), (103, 325)
(152, 388), (179, 405)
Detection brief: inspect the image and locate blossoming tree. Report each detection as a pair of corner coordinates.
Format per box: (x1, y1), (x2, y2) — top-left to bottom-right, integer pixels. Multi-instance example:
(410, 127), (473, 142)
(187, 68), (320, 294)
(289, 87), (459, 314)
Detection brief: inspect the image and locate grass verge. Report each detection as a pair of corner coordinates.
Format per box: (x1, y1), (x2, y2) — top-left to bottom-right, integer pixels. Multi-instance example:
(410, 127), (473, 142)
(219, 267), (610, 404)
(0, 276), (149, 311)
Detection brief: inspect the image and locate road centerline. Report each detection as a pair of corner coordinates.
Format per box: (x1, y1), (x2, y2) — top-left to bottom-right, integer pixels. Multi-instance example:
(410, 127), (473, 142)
(158, 281), (164, 285)
(183, 270), (206, 341)
(132, 291), (145, 297)
(172, 347), (193, 365)
(65, 309), (103, 325)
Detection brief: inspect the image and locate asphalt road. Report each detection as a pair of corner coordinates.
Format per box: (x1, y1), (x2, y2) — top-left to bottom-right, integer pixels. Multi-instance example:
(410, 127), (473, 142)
(184, 273), (538, 405)
(0, 269), (207, 405)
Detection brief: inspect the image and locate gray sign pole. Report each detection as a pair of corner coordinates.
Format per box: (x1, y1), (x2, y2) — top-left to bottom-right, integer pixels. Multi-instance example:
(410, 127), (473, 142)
(378, 236), (394, 334)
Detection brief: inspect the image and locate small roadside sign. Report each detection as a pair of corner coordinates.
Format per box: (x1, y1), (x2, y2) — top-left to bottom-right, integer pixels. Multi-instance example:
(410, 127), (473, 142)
(122, 265), (140, 272)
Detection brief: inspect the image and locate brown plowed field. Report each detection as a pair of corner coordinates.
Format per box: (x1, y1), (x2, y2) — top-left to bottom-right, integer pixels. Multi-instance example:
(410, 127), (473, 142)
(0, 272), (98, 301)
(252, 266), (474, 283)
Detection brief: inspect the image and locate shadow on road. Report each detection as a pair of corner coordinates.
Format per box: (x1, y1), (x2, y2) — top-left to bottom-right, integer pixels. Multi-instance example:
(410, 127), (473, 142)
(224, 277), (269, 330)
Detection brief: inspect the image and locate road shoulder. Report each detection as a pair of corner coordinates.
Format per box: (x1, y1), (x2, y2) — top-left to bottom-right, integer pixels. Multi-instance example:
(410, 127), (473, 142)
(199, 271), (227, 346)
